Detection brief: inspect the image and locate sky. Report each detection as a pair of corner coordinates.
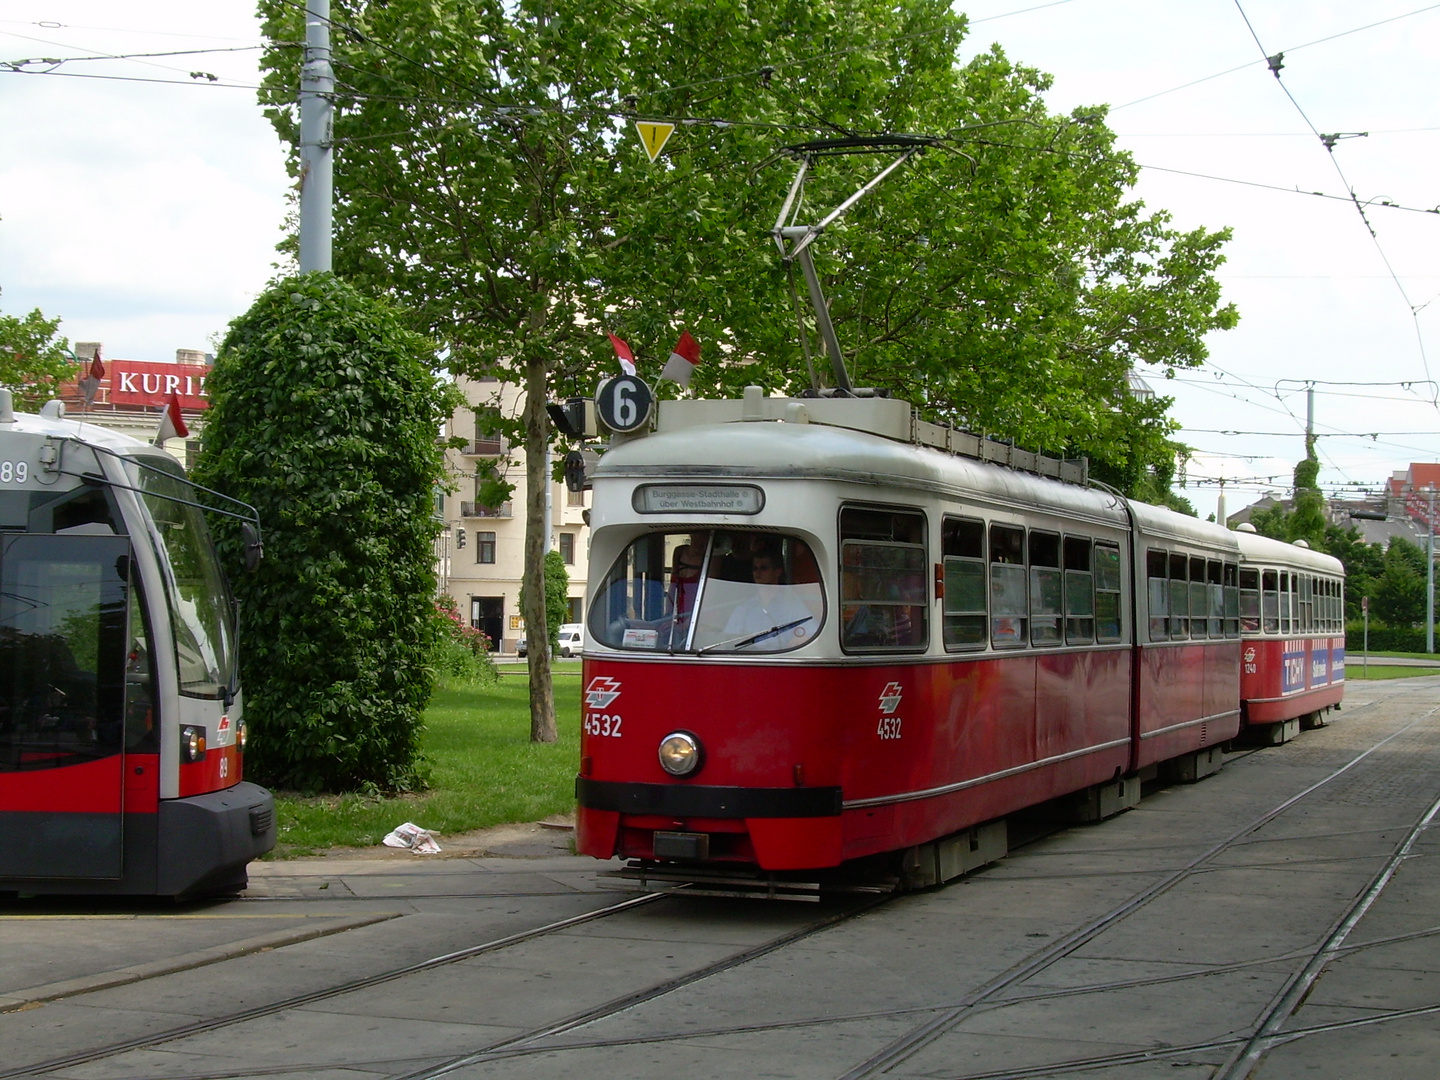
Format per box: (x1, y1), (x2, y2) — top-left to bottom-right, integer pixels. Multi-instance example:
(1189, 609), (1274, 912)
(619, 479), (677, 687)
(2, 0), (1437, 522)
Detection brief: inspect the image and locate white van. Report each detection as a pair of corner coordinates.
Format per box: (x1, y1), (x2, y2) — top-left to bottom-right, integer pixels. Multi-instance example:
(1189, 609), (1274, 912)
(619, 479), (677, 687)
(557, 624), (584, 658)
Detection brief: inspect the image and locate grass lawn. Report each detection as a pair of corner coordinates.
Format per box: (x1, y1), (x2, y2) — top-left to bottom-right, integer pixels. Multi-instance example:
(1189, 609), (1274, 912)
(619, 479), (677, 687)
(268, 662), (582, 856)
(1356, 650), (1440, 662)
(1346, 664), (1440, 680)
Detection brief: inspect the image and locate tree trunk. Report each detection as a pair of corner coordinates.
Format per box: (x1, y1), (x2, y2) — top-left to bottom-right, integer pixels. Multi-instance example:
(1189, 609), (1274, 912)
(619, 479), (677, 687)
(523, 351), (557, 743)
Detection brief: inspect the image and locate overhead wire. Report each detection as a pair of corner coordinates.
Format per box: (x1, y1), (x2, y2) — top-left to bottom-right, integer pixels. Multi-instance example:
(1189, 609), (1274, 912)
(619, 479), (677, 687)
(1230, 0), (1435, 399)
(1111, 2), (1440, 112)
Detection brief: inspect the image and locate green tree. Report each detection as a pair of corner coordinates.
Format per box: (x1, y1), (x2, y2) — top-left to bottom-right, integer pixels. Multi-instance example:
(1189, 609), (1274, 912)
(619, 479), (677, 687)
(0, 294), (78, 408)
(193, 274), (461, 793)
(257, 0), (1236, 738)
(1372, 539), (1427, 627)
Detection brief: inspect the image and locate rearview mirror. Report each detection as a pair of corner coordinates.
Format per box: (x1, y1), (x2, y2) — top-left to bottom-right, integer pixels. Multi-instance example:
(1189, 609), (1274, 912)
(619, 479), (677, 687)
(242, 522), (264, 572)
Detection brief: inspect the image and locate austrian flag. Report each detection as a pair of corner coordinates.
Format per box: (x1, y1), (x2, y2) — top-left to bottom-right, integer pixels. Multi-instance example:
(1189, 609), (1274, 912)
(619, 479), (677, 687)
(661, 330), (701, 387)
(607, 332), (636, 377)
(154, 394), (190, 445)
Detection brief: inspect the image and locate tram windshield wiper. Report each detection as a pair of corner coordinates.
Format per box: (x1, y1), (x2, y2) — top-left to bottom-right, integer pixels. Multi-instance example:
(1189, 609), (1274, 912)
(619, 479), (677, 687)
(697, 615), (814, 654)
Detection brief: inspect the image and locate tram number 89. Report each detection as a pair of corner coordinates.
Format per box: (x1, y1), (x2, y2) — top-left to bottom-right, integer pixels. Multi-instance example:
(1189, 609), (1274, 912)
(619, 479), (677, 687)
(584, 714), (623, 737)
(877, 717), (902, 740)
(0, 460), (29, 483)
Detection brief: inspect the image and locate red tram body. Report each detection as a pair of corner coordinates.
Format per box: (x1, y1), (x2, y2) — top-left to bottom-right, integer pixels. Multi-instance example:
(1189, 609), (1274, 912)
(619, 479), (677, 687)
(1234, 526), (1345, 735)
(573, 390), (1332, 892)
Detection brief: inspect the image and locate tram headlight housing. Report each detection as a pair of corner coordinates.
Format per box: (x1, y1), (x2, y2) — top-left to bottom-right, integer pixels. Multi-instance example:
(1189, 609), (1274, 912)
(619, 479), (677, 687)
(180, 725), (207, 763)
(658, 731), (703, 777)
(236, 717), (248, 754)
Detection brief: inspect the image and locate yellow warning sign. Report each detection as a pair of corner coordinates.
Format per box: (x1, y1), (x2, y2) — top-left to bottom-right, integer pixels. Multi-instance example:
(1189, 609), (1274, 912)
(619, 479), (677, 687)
(634, 121), (675, 162)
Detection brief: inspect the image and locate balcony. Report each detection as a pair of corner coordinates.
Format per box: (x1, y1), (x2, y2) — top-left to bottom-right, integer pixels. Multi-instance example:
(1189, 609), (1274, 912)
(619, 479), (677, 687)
(460, 501), (513, 519)
(463, 436), (506, 457)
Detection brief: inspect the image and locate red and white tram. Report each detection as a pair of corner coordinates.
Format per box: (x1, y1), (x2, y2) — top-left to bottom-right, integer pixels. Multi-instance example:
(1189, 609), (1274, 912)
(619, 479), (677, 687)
(0, 394), (275, 898)
(1233, 524), (1345, 741)
(574, 387), (1290, 892)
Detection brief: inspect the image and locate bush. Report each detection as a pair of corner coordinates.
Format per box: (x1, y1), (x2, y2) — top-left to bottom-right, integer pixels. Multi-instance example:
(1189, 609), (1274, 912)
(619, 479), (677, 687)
(194, 273), (461, 793)
(433, 596), (497, 686)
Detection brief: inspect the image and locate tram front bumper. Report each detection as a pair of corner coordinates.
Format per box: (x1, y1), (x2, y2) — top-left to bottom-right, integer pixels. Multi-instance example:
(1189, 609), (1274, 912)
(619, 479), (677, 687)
(157, 781), (277, 898)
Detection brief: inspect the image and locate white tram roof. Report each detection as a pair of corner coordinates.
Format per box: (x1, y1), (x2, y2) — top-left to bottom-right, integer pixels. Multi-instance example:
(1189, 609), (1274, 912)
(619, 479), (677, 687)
(596, 389), (1237, 553)
(1233, 526), (1344, 576)
(4, 402), (173, 462)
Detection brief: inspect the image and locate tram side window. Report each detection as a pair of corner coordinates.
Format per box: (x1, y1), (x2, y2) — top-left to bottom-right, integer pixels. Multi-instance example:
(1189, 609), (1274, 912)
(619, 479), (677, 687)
(941, 517), (986, 650)
(1299, 574), (1313, 633)
(1206, 560), (1223, 638)
(1239, 568), (1260, 632)
(1029, 531), (1062, 646)
(1147, 549), (1169, 641)
(990, 524), (1027, 647)
(1063, 536), (1094, 644)
(1279, 572), (1291, 634)
(1169, 553), (1190, 640)
(1262, 570), (1280, 633)
(840, 507), (927, 651)
(1223, 563), (1240, 637)
(1094, 544), (1123, 642)
(1188, 556), (1207, 640)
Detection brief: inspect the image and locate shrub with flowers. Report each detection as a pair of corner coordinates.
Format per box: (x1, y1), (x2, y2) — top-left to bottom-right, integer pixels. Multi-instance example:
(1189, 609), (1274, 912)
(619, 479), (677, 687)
(432, 595), (498, 684)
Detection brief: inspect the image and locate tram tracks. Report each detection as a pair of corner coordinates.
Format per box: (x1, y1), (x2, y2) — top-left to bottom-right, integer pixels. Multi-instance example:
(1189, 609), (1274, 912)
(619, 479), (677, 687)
(0, 890), (670, 1080)
(0, 886), (892, 1080)
(3, 690), (1432, 1080)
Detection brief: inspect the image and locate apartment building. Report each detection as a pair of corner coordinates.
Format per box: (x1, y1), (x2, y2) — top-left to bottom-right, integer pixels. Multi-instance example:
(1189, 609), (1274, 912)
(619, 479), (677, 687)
(437, 378), (589, 653)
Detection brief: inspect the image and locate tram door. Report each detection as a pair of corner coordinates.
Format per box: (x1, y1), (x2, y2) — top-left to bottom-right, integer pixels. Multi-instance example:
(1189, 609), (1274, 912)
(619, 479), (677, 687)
(0, 535), (132, 879)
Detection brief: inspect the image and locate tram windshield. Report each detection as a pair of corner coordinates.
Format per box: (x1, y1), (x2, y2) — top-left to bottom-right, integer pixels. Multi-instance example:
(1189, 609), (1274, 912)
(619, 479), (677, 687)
(590, 530), (824, 654)
(127, 456), (237, 699)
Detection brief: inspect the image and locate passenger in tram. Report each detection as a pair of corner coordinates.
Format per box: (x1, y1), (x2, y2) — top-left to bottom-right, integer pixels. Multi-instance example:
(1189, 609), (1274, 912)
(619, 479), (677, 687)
(721, 546), (817, 650)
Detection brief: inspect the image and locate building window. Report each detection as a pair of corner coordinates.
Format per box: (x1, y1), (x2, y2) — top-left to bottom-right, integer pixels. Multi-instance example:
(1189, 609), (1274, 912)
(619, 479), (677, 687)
(476, 531), (496, 564)
(559, 532), (575, 565)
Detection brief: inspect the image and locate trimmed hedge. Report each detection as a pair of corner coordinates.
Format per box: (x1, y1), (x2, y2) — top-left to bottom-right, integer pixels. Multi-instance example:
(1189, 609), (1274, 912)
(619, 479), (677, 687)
(1346, 621), (1429, 654)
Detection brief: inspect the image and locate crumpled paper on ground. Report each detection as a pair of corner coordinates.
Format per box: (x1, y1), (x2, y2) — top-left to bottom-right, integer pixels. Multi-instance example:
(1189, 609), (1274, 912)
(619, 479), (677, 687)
(381, 822), (441, 854)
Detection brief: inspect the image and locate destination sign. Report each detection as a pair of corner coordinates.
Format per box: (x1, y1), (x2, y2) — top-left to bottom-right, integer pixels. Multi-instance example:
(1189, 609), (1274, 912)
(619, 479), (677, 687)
(633, 484), (764, 515)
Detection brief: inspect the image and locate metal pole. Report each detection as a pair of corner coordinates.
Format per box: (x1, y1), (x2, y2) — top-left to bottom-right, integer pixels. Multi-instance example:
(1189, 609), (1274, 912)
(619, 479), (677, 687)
(1363, 600), (1369, 677)
(299, 0), (334, 274)
(1428, 487), (1435, 654)
(543, 443), (553, 551)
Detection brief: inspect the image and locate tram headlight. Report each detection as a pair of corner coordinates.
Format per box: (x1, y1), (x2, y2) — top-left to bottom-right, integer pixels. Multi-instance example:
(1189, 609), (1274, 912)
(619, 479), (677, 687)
(236, 717), (248, 753)
(180, 725), (207, 763)
(657, 731), (703, 777)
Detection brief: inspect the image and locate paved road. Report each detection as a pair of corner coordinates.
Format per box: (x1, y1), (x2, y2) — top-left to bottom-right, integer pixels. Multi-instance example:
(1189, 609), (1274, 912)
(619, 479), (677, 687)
(2, 675), (1439, 1079)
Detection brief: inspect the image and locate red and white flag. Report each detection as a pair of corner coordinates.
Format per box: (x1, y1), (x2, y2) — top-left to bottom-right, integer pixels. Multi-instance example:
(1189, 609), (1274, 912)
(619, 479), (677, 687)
(154, 394), (189, 444)
(661, 330), (700, 387)
(607, 332), (636, 377)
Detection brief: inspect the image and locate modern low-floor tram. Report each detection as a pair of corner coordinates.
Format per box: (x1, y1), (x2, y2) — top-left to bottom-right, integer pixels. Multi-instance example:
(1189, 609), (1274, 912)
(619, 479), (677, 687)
(575, 388), (1317, 893)
(0, 394), (274, 898)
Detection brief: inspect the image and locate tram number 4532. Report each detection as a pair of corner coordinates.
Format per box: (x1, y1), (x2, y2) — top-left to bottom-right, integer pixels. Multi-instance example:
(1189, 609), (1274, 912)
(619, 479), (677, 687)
(877, 717), (902, 740)
(584, 714), (623, 737)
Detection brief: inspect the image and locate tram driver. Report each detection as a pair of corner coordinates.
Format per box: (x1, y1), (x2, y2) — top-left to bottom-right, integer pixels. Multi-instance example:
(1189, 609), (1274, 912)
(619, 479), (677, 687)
(718, 544), (818, 651)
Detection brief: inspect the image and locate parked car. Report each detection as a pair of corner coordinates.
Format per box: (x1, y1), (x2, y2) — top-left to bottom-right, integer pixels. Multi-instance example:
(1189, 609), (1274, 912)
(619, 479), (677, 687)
(515, 634), (526, 658)
(558, 624), (584, 658)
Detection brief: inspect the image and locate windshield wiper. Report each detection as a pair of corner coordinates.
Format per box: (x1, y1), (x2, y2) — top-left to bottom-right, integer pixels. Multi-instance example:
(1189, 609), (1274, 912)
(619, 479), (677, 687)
(697, 615), (814, 654)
